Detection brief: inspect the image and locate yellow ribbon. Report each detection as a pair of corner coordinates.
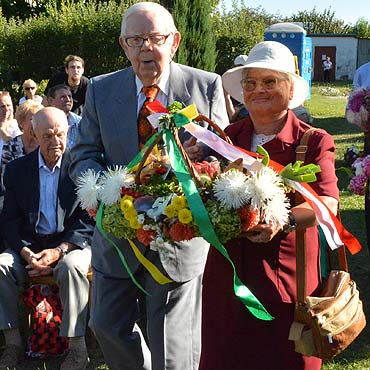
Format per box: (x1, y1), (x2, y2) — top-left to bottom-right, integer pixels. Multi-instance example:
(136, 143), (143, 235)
(127, 239), (173, 284)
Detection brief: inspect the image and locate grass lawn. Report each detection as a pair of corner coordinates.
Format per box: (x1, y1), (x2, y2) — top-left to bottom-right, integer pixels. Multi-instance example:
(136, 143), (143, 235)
(3, 82), (369, 370)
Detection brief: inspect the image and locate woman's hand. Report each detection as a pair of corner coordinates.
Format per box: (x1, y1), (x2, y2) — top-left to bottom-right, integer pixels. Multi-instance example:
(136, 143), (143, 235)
(242, 222), (282, 243)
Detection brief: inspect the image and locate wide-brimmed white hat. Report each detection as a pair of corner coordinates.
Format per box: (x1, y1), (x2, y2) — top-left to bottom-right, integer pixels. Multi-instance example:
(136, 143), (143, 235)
(233, 54), (248, 66)
(222, 41), (308, 109)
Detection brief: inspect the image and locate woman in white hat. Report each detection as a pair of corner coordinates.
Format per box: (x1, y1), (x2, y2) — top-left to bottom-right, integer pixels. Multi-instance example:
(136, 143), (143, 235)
(200, 41), (339, 370)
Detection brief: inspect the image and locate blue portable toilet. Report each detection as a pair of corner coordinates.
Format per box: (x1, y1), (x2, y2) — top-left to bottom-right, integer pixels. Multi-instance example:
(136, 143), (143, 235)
(264, 22), (312, 100)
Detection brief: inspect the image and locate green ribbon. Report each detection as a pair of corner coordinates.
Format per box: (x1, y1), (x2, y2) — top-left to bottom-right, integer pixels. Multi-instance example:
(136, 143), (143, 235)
(95, 202), (149, 295)
(163, 130), (274, 321)
(280, 160), (321, 183)
(127, 133), (160, 170)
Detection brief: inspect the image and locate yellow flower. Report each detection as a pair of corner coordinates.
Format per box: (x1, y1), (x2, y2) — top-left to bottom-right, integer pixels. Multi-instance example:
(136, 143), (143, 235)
(129, 218), (142, 230)
(164, 204), (177, 219)
(172, 195), (187, 210)
(124, 208), (138, 221)
(178, 208), (193, 224)
(120, 195), (134, 213)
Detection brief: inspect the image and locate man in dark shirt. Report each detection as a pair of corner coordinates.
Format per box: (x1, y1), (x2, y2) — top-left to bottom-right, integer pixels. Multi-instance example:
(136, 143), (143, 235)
(44, 55), (89, 114)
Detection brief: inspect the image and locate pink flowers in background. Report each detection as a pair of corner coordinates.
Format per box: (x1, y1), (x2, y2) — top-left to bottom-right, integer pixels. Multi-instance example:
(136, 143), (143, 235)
(346, 88), (370, 131)
(349, 155), (370, 195)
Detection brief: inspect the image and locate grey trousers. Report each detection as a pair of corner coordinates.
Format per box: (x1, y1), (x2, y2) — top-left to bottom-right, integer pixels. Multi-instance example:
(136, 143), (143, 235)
(89, 266), (203, 370)
(0, 247), (91, 337)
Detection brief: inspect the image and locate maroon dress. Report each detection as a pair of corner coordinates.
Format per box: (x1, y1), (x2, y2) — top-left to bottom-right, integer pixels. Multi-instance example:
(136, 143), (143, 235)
(200, 111), (339, 370)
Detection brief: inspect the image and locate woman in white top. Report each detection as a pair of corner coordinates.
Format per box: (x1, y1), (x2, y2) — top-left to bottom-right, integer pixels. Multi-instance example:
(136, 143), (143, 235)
(18, 79), (43, 105)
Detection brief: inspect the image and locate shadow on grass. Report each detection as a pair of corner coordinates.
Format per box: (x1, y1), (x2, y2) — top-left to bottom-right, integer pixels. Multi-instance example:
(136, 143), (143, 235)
(312, 117), (363, 137)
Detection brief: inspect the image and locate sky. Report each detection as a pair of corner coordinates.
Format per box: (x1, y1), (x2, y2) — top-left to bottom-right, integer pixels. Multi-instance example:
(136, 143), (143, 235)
(220, 0), (369, 25)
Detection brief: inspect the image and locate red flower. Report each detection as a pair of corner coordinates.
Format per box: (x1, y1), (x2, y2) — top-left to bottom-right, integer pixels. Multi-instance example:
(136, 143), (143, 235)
(193, 160), (221, 179)
(87, 208), (97, 219)
(169, 222), (197, 242)
(137, 228), (156, 246)
(238, 205), (260, 231)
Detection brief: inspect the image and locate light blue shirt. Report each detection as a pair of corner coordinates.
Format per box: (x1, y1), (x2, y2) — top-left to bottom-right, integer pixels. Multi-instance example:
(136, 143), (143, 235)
(36, 149), (62, 235)
(67, 111), (82, 149)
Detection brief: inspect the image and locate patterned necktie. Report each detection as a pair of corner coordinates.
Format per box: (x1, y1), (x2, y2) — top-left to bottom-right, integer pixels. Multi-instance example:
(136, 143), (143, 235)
(137, 84), (159, 148)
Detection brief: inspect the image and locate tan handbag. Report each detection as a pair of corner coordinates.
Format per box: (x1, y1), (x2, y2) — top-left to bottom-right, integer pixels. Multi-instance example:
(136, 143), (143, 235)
(288, 129), (366, 360)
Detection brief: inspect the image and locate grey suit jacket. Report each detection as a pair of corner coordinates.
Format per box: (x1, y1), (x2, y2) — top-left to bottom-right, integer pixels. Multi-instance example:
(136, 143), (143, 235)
(70, 62), (228, 281)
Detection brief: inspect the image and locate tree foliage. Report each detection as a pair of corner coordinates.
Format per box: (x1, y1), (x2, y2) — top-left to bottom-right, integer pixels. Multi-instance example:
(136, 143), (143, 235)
(352, 17), (370, 38)
(211, 1), (276, 74)
(0, 0), (123, 20)
(164, 0), (217, 71)
(0, 0), (130, 93)
(287, 7), (352, 34)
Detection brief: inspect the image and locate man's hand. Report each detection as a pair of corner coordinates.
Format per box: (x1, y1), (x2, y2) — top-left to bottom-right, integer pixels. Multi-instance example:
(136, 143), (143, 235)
(183, 137), (203, 162)
(20, 247), (61, 277)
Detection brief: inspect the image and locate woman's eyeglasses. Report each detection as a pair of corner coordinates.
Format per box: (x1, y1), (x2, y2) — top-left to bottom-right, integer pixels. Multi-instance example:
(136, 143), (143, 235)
(240, 77), (288, 92)
(25, 87), (36, 91)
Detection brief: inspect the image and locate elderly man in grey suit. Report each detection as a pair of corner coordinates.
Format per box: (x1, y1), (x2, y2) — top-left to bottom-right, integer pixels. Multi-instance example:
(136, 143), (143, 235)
(69, 2), (228, 370)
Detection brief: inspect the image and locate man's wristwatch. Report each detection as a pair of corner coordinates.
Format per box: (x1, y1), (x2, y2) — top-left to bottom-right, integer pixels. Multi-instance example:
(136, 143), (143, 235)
(57, 244), (69, 257)
(283, 213), (297, 234)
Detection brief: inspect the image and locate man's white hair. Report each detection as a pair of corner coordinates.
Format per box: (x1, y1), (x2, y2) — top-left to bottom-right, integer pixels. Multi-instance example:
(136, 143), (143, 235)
(120, 2), (178, 37)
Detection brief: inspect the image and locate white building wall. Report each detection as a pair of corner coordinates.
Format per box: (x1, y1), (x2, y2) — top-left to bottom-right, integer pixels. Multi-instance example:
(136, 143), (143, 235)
(311, 36), (358, 80)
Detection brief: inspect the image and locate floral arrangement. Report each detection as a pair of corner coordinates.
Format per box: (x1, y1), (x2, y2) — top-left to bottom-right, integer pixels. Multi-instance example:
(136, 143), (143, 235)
(346, 88), (370, 131)
(76, 156), (291, 249)
(349, 155), (370, 195)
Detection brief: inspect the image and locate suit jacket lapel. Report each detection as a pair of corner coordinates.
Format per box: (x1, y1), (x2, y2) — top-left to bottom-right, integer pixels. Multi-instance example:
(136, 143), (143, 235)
(27, 150), (40, 217)
(112, 68), (140, 161)
(168, 63), (192, 107)
(56, 152), (73, 232)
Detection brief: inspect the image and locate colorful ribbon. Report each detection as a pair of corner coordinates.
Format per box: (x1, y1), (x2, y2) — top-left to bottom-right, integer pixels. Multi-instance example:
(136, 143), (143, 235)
(162, 130), (273, 321)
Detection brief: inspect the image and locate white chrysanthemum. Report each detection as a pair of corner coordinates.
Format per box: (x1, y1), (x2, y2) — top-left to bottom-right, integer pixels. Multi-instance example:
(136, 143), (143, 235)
(98, 166), (133, 205)
(213, 170), (249, 210)
(76, 169), (101, 210)
(262, 192), (290, 229)
(246, 167), (285, 210)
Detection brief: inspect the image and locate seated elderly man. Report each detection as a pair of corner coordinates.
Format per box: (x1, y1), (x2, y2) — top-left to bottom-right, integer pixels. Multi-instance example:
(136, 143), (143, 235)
(0, 107), (93, 370)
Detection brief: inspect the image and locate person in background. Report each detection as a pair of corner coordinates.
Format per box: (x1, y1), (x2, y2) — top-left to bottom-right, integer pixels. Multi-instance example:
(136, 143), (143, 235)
(351, 60), (370, 254)
(224, 54), (249, 122)
(47, 84), (81, 150)
(0, 91), (22, 207)
(0, 107), (93, 370)
(322, 56), (332, 83)
(69, 2), (228, 370)
(200, 41), (339, 370)
(18, 79), (43, 105)
(44, 55), (89, 114)
(1, 100), (42, 197)
(353, 61), (370, 89)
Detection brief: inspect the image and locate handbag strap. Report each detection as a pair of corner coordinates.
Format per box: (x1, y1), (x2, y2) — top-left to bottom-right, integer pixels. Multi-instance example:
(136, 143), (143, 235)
(295, 128), (348, 305)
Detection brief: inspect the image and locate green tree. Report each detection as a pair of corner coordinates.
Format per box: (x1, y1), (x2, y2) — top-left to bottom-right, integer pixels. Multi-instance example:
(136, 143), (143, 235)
(0, 0), (123, 19)
(352, 17), (370, 38)
(287, 7), (351, 34)
(170, 0), (217, 71)
(212, 1), (275, 74)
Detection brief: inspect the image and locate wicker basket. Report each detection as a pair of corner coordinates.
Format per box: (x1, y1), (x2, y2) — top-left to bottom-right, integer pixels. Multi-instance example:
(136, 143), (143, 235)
(134, 115), (231, 186)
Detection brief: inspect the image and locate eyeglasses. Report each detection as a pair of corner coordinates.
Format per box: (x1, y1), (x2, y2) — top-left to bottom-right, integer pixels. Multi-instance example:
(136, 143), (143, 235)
(240, 77), (289, 92)
(124, 34), (172, 48)
(25, 87), (36, 91)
